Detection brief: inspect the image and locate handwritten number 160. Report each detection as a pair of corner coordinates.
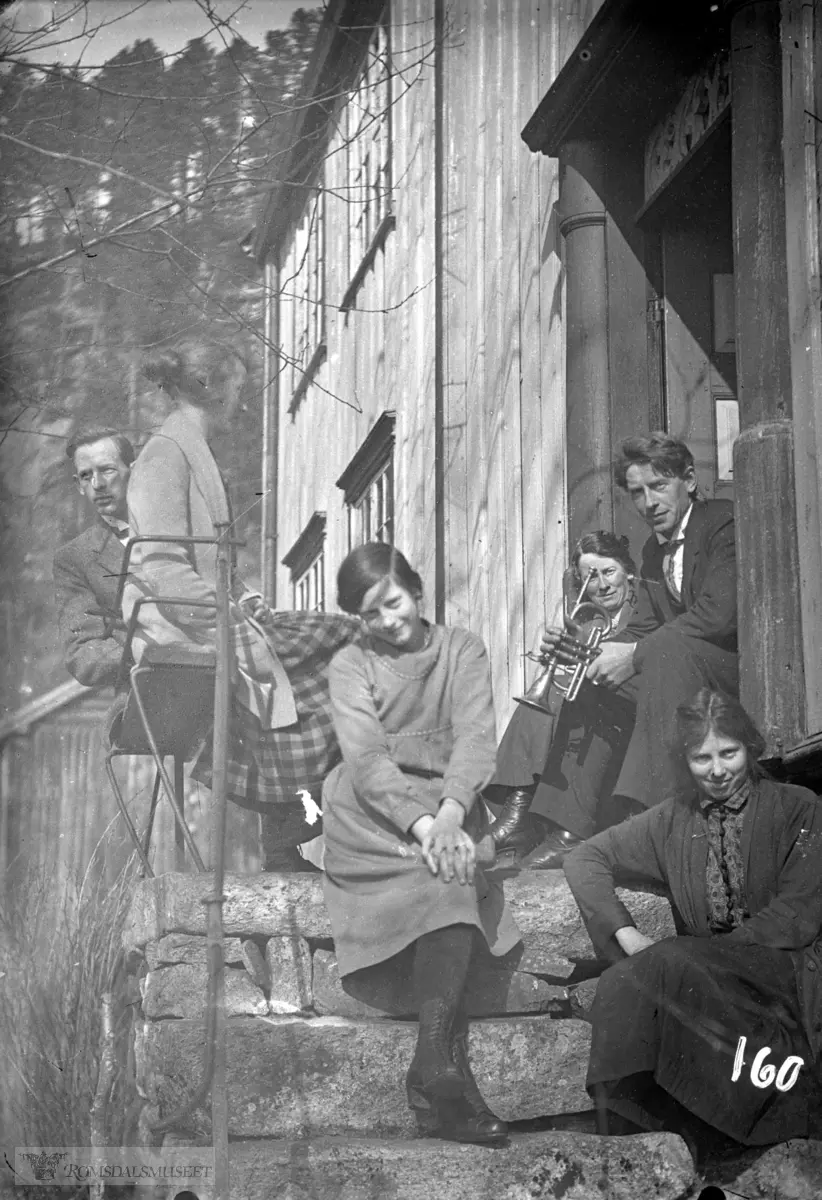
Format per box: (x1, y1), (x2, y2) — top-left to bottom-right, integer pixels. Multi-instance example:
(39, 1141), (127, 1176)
(732, 1036), (804, 1091)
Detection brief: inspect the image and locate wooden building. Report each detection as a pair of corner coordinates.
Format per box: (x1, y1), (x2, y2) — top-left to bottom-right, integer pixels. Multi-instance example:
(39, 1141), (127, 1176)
(253, 0), (601, 731)
(254, 0), (822, 774)
(0, 681), (260, 897)
(520, 0), (822, 774)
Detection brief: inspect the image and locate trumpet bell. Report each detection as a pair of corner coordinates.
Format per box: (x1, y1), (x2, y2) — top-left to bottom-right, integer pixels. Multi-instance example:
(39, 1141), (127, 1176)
(513, 665), (564, 717)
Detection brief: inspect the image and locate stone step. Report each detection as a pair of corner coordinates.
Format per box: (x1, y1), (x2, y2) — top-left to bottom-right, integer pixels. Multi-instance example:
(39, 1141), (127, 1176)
(196, 1131), (695, 1200)
(124, 870), (676, 973)
(141, 940), (571, 1020)
(136, 1014), (592, 1139)
(311, 946), (569, 1019)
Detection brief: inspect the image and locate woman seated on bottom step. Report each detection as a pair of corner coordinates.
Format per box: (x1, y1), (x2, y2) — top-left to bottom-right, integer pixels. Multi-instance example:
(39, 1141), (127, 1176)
(321, 542), (521, 1147)
(564, 687), (822, 1162)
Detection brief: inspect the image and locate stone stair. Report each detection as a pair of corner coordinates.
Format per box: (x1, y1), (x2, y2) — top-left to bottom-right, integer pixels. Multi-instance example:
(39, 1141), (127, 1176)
(123, 870), (822, 1199)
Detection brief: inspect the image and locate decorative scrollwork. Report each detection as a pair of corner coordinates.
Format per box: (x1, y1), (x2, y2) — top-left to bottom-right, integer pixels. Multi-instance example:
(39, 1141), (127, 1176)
(645, 51), (731, 200)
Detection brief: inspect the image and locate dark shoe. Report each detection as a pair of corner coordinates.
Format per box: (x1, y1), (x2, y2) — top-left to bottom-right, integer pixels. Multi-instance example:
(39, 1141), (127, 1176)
(408, 1078), (507, 1146)
(520, 828), (583, 870)
(409, 999), (465, 1099)
(263, 846), (321, 873)
(490, 788), (546, 860)
(436, 1095), (508, 1146)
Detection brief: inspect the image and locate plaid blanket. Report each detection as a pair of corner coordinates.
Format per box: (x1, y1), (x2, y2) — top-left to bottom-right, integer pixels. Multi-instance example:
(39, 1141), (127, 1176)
(193, 610), (359, 808)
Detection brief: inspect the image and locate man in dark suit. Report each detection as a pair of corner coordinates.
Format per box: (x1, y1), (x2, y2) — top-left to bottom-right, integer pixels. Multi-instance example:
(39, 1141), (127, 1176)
(493, 432), (738, 869)
(53, 430), (136, 688)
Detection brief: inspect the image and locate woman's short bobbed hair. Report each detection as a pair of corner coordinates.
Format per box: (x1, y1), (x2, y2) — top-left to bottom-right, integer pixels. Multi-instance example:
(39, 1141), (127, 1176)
(571, 530), (636, 581)
(674, 688), (767, 778)
(337, 542), (423, 614)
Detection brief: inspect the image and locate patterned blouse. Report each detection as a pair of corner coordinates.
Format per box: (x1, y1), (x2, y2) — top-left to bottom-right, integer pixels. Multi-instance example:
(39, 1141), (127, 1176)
(698, 776), (753, 932)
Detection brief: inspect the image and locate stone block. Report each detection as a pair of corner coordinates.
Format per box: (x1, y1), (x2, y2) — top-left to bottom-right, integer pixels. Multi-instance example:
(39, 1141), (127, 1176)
(265, 936), (312, 1013)
(123, 873), (331, 950)
(135, 1014), (591, 1138)
(509, 871), (676, 960)
(311, 948), (567, 1019)
(217, 1131), (694, 1200)
(241, 940), (270, 990)
(715, 1139), (822, 1200)
(124, 870), (674, 968)
(144, 933), (244, 970)
(140, 964), (268, 1019)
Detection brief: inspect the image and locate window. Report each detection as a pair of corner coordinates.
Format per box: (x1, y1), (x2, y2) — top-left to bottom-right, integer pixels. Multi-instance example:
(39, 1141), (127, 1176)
(15, 197), (46, 246)
(283, 191), (326, 410)
(336, 412), (395, 550)
(283, 512), (326, 611)
(340, 15), (393, 311)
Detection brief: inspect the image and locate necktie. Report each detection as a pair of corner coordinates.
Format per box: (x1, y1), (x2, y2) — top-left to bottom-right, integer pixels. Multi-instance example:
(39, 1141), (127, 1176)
(662, 536), (685, 602)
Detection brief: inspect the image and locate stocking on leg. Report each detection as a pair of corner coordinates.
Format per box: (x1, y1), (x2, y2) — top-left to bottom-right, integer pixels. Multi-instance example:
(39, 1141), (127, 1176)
(406, 924), (474, 1116)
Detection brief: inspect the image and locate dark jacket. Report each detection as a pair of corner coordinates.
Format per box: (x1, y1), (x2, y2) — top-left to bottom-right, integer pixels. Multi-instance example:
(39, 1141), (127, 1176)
(623, 499), (737, 664)
(564, 776), (822, 1059)
(53, 522), (129, 688)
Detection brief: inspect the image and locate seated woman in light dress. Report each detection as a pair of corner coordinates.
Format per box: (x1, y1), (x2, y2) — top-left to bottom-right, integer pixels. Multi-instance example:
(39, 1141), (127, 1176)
(564, 688), (822, 1163)
(322, 543), (521, 1147)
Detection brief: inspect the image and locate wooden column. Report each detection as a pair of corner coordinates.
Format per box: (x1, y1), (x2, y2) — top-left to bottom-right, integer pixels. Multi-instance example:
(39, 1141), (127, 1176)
(559, 140), (613, 546)
(728, 0), (805, 751)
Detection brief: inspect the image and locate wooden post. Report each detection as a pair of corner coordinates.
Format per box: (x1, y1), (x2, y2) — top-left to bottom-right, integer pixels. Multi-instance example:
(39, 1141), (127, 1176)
(89, 992), (115, 1200)
(781, 0), (822, 737)
(559, 140), (613, 545)
(728, 0), (805, 751)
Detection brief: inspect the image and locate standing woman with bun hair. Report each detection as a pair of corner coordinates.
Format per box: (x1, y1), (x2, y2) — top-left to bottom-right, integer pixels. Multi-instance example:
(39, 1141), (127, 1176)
(123, 345), (358, 869)
(322, 542), (521, 1146)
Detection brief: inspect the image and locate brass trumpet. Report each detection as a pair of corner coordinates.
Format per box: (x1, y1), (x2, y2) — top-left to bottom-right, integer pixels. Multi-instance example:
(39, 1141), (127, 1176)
(514, 570), (611, 717)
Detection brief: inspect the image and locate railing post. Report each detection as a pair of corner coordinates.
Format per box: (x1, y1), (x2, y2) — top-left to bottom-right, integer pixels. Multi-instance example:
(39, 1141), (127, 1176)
(207, 521), (232, 1199)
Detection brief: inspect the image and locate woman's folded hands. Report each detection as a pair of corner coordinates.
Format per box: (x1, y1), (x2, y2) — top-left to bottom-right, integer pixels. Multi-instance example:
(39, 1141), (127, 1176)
(412, 797), (476, 885)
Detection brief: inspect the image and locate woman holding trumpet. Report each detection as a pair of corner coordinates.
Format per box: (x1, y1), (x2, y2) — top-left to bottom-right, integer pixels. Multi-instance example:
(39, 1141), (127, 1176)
(488, 531), (660, 867)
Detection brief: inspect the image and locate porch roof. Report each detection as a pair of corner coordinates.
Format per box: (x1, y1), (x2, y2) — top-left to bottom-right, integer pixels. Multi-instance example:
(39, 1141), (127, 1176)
(0, 679), (98, 742)
(521, 0), (724, 157)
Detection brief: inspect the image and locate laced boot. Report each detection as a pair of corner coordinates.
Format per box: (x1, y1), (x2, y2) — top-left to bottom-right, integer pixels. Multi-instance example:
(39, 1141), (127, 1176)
(408, 998), (465, 1099)
(490, 787), (546, 861)
(445, 1021), (508, 1146)
(406, 1062), (442, 1137)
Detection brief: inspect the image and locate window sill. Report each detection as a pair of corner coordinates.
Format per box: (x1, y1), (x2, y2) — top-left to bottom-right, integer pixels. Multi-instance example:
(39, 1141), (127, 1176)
(339, 213), (396, 314)
(288, 341), (327, 415)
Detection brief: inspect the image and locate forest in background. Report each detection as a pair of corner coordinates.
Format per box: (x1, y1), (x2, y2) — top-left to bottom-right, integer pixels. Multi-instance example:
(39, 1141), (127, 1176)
(0, 6), (321, 717)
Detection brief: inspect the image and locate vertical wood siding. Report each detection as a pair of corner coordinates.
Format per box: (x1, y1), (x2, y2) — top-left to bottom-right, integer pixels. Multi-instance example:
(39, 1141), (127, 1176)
(1, 696), (259, 894)
(274, 0), (601, 735)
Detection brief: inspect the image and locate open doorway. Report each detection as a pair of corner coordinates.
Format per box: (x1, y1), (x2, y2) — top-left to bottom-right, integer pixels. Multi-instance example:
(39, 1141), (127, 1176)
(642, 119), (737, 499)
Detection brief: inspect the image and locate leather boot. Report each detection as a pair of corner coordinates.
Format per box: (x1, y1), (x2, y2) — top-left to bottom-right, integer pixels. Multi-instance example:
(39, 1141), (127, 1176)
(520, 827), (583, 871)
(408, 998), (465, 1099)
(446, 1023), (508, 1145)
(490, 787), (546, 860)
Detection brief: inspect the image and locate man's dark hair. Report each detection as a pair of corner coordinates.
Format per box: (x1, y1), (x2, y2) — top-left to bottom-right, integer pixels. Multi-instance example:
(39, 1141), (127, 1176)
(614, 432), (695, 490)
(67, 429), (136, 468)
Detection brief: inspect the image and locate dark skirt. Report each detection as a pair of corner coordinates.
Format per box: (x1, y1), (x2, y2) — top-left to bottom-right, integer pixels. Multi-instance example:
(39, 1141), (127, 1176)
(490, 704), (556, 790)
(588, 935), (822, 1145)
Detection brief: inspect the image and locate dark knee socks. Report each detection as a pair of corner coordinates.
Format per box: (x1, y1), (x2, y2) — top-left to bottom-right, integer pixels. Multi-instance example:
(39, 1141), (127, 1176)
(413, 924), (475, 1012)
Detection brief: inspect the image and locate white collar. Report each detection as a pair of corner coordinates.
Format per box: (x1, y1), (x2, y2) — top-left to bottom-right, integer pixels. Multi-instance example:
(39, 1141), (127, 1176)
(101, 516), (130, 538)
(656, 500), (694, 546)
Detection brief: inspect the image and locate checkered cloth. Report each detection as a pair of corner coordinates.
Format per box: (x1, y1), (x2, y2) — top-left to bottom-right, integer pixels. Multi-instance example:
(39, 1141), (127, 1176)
(192, 611), (359, 809)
